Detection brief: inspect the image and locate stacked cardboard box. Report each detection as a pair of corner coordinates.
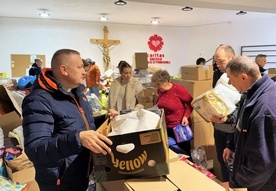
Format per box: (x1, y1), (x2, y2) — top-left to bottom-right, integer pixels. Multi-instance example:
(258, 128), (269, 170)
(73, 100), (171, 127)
(172, 65), (217, 177)
(0, 84), (38, 191)
(143, 87), (157, 109)
(171, 75), (214, 148)
(181, 65), (213, 81)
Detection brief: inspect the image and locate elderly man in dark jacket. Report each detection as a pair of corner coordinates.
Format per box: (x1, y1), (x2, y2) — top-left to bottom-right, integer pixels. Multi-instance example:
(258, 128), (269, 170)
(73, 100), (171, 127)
(22, 49), (118, 191)
(222, 56), (276, 191)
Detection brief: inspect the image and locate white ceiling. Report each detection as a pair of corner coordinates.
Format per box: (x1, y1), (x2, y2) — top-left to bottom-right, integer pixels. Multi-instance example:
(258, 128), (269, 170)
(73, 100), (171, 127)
(0, 0), (275, 27)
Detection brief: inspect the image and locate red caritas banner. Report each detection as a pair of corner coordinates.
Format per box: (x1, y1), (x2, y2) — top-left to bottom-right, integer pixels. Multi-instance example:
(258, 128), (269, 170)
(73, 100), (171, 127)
(147, 34), (170, 64)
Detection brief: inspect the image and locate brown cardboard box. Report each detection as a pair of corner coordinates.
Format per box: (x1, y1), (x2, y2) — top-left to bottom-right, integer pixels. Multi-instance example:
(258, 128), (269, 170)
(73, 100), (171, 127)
(125, 177), (178, 191)
(171, 79), (212, 98)
(181, 65), (213, 81)
(6, 164), (35, 183)
(144, 103), (153, 109)
(192, 121), (214, 148)
(166, 160), (224, 191)
(191, 110), (206, 123)
(268, 68), (276, 74)
(0, 84), (23, 144)
(171, 79), (212, 122)
(96, 180), (126, 191)
(143, 87), (157, 105)
(0, 112), (22, 138)
(213, 149), (223, 181)
(0, 84), (38, 189)
(96, 148), (225, 191)
(93, 110), (169, 182)
(133, 53), (148, 69)
(96, 149), (179, 191)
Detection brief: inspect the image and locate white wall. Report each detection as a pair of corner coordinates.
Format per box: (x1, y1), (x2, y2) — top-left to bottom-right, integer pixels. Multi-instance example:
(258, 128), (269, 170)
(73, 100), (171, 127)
(1, 15), (276, 78)
(0, 17), (188, 77)
(188, 15), (276, 65)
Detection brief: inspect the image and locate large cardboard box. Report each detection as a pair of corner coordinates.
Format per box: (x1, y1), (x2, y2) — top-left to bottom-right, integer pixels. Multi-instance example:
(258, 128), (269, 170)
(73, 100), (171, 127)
(133, 52), (148, 69)
(96, 149), (225, 191)
(124, 177), (178, 191)
(143, 87), (157, 105)
(96, 149), (178, 191)
(171, 79), (212, 98)
(166, 160), (225, 191)
(268, 68), (276, 74)
(0, 84), (38, 189)
(171, 79), (212, 122)
(181, 65), (213, 81)
(192, 121), (214, 148)
(0, 84), (22, 139)
(93, 110), (169, 182)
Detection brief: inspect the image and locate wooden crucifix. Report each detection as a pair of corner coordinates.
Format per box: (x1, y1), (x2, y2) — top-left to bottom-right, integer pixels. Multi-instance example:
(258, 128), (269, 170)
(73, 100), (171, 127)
(90, 26), (120, 71)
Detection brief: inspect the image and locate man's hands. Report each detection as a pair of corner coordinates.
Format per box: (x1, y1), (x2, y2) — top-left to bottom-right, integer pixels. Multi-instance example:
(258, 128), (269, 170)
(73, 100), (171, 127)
(210, 115), (227, 124)
(223, 148), (234, 163)
(79, 130), (112, 155)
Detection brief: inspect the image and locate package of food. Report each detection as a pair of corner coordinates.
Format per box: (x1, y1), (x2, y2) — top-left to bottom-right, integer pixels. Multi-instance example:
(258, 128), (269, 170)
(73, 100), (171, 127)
(191, 80), (240, 122)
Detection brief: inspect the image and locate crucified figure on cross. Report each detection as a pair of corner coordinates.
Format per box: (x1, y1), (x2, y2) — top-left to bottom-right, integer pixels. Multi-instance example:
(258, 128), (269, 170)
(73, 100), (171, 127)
(90, 26), (120, 71)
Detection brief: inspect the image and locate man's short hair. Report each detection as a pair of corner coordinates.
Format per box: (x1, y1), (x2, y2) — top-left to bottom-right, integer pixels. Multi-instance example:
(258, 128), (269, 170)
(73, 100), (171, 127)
(255, 54), (267, 62)
(34, 58), (42, 62)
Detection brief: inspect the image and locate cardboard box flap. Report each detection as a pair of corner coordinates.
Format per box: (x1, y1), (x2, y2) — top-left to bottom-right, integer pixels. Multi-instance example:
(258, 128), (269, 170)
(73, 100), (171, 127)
(6, 164), (35, 183)
(167, 160), (224, 191)
(0, 111), (22, 137)
(0, 84), (23, 116)
(125, 177), (178, 191)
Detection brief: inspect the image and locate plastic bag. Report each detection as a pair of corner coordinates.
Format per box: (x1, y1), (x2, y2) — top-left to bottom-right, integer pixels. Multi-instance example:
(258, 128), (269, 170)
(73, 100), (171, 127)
(191, 146), (208, 168)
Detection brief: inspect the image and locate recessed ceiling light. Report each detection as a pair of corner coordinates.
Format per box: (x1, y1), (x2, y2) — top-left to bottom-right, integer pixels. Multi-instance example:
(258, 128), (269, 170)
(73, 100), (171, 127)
(182, 6), (193, 11)
(114, 0), (127, 6)
(99, 15), (108, 21)
(39, 10), (50, 17)
(236, 11), (247, 15)
(151, 19), (159, 25)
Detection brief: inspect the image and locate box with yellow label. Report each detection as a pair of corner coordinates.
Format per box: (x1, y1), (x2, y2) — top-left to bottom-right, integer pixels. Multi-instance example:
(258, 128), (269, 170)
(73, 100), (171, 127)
(93, 110), (169, 182)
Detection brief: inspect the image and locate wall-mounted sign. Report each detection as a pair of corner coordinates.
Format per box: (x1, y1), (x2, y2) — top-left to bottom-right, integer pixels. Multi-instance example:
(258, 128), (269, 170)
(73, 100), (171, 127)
(147, 34), (170, 64)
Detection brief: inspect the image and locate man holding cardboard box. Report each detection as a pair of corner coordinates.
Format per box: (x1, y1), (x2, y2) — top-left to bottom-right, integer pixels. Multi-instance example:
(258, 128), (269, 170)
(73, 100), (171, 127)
(22, 49), (118, 191)
(211, 45), (240, 182)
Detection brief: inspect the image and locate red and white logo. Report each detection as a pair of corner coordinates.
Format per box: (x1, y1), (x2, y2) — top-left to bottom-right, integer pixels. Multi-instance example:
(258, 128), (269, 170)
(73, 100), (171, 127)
(148, 34), (164, 52)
